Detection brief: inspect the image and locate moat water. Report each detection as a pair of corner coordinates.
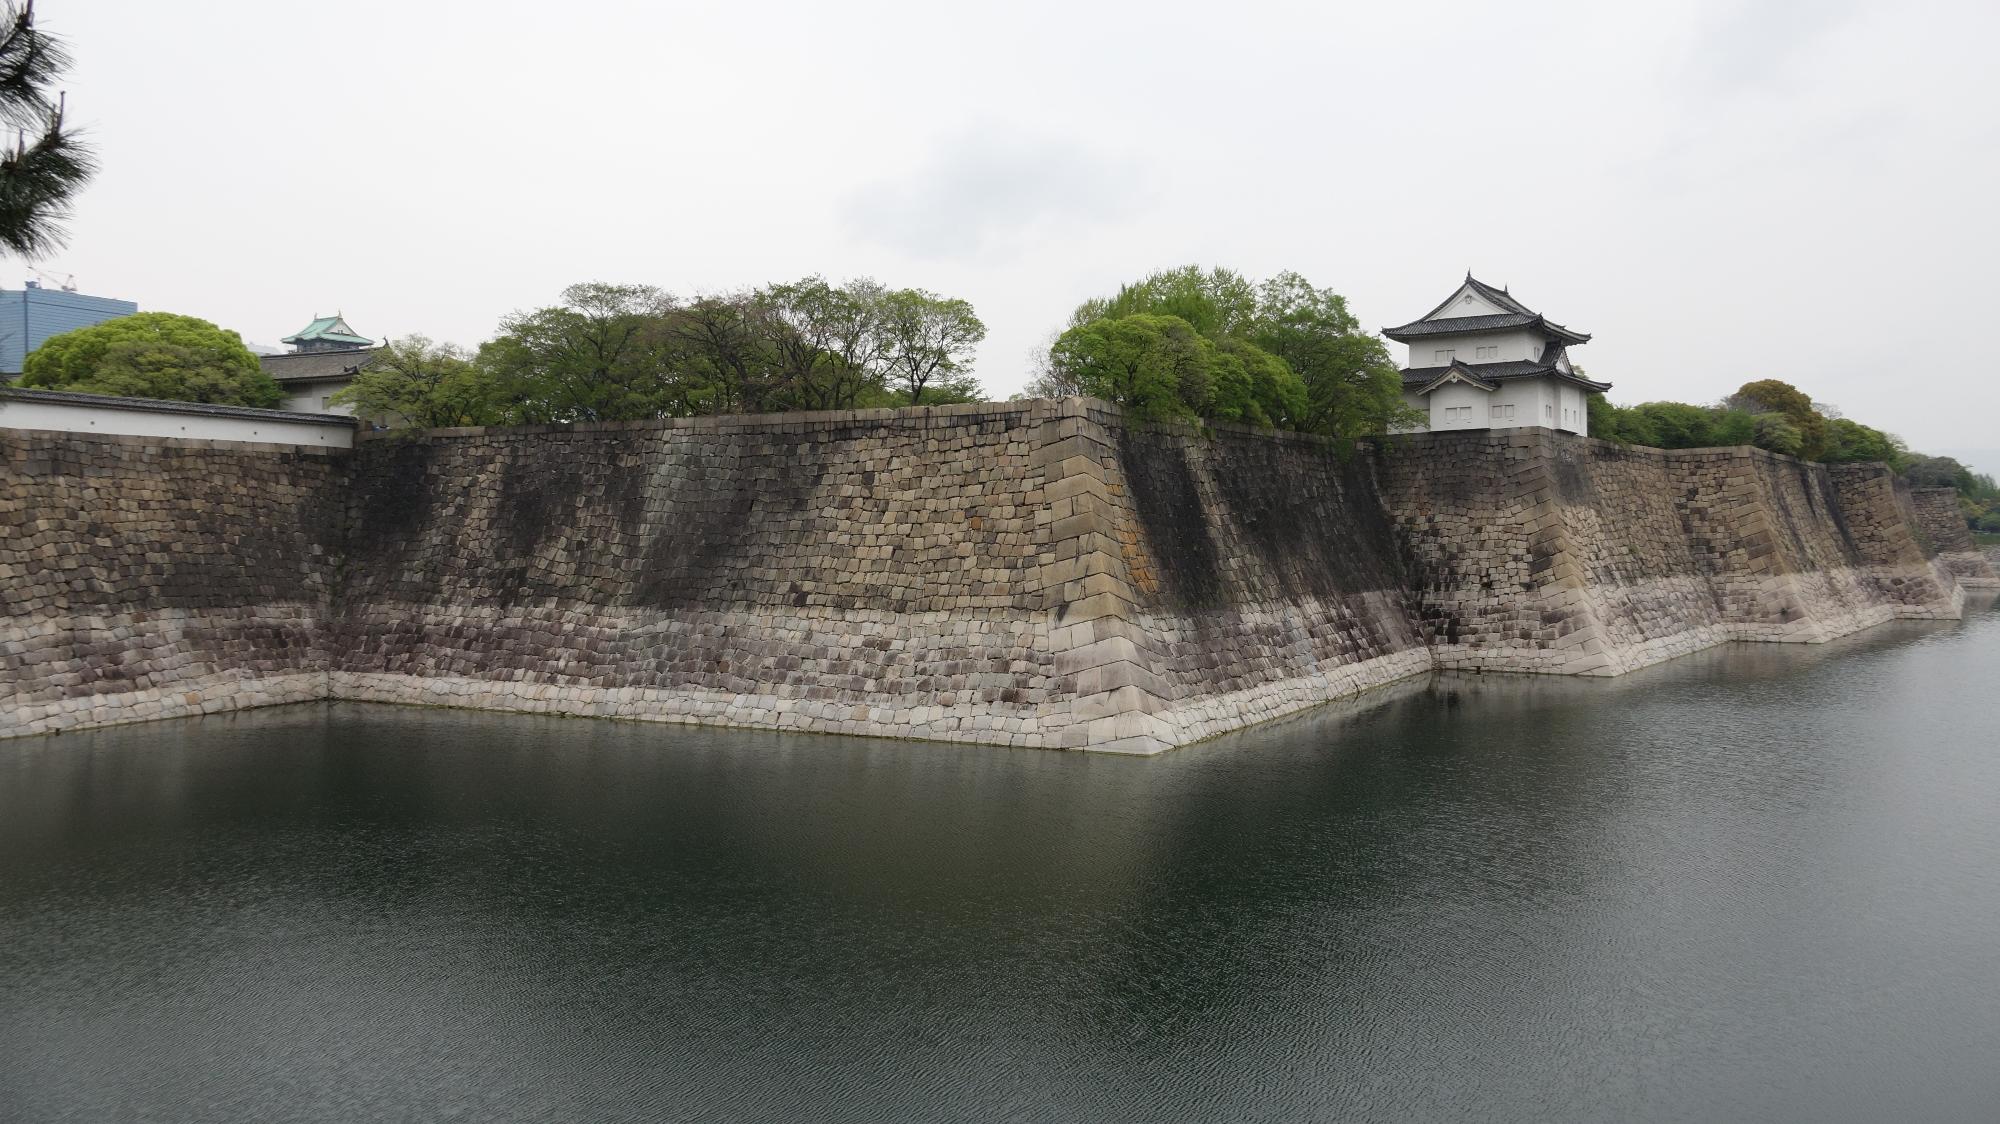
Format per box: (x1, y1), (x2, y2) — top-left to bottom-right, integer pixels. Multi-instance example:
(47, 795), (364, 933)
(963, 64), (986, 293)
(4, 598), (1998, 1123)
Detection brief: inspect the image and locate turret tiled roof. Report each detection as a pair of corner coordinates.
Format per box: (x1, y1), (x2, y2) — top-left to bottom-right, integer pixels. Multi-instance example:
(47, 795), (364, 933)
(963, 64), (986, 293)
(259, 348), (379, 383)
(281, 314), (373, 347)
(1383, 276), (1590, 345)
(1384, 312), (1541, 337)
(1400, 358), (1610, 393)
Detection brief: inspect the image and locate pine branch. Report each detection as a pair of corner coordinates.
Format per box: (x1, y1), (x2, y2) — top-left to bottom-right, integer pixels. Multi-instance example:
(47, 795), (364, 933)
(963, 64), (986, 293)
(0, 99), (96, 256)
(0, 2), (69, 127)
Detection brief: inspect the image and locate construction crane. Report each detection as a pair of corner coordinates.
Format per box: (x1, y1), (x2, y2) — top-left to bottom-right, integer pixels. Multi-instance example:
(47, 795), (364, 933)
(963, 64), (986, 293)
(31, 269), (78, 292)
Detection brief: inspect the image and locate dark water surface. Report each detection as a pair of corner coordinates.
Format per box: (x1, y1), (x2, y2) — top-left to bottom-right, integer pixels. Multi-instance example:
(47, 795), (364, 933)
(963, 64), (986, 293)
(5, 599), (2000, 1123)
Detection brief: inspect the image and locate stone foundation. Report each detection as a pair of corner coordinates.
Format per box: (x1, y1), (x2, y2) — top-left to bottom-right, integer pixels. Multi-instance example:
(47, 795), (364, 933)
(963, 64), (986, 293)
(1, 401), (1976, 752)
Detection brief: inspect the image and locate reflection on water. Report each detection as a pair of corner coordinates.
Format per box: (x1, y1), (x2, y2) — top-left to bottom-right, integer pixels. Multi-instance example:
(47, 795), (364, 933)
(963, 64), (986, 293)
(4, 598), (1999, 1123)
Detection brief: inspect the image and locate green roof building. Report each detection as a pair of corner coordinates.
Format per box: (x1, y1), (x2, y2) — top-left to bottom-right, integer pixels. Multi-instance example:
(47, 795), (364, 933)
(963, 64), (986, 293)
(262, 312), (380, 415)
(281, 313), (374, 354)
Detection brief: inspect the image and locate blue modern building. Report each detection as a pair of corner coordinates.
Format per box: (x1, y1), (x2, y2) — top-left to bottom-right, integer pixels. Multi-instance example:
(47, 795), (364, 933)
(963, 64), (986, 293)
(0, 282), (139, 375)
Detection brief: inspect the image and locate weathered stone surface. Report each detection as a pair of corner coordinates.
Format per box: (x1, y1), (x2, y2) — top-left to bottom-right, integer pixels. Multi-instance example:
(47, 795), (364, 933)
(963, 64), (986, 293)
(1909, 485), (2000, 589)
(1375, 435), (1967, 672)
(0, 401), (1976, 751)
(0, 430), (343, 737)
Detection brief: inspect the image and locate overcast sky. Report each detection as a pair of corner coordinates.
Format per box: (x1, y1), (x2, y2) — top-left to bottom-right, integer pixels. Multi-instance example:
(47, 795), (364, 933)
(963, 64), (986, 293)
(37, 0), (2000, 468)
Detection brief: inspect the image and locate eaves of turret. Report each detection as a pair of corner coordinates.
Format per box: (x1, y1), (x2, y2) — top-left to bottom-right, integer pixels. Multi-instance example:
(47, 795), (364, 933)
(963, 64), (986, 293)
(1382, 313), (1592, 345)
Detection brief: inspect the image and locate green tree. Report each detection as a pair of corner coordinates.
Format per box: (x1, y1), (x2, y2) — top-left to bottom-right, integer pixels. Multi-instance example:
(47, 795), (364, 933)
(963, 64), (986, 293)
(1208, 336), (1306, 429)
(1248, 271), (1417, 439)
(1820, 417), (1907, 467)
(477, 282), (685, 423)
(1750, 412), (1804, 457)
(472, 277), (987, 422)
(1070, 265), (1260, 340)
(0, 2), (94, 257)
(753, 276), (887, 411)
(1047, 265), (1415, 438)
(1586, 399), (1772, 451)
(330, 336), (499, 429)
(1591, 383), (1913, 473)
(1727, 379), (1827, 459)
(1049, 314), (1213, 420)
(662, 292), (778, 414)
(876, 288), (985, 405)
(20, 312), (281, 407)
(1903, 454), (1974, 490)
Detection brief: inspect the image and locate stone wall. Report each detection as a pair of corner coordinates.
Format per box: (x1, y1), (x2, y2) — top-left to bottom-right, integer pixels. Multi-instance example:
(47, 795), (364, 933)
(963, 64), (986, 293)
(0, 401), (1975, 752)
(1374, 434), (1965, 676)
(325, 401), (1435, 753)
(1375, 432), (1728, 675)
(0, 429), (344, 737)
(331, 403), (1074, 747)
(1909, 485), (2000, 589)
(1069, 403), (1432, 748)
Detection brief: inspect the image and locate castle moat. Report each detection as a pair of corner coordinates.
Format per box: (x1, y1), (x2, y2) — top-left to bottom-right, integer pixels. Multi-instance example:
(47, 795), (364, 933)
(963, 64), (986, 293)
(4, 595), (1996, 1123)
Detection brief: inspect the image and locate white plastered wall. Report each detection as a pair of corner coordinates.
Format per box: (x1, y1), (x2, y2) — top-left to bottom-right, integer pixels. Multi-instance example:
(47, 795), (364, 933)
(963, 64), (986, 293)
(0, 397), (355, 447)
(1401, 376), (1589, 434)
(1431, 285), (1509, 319)
(1555, 382), (1587, 435)
(1406, 329), (1545, 369)
(1426, 382), (1493, 431)
(277, 379), (356, 416)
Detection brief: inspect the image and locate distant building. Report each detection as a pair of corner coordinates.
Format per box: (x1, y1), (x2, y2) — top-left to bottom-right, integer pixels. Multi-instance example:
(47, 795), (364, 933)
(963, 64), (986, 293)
(260, 313), (378, 414)
(1386, 275), (1609, 436)
(0, 282), (139, 375)
(282, 313), (374, 354)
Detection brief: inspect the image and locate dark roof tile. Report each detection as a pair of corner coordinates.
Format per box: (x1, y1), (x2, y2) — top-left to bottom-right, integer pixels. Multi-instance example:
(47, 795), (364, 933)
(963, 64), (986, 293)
(1401, 359), (1610, 393)
(1384, 312), (1539, 338)
(1386, 276), (1591, 344)
(259, 347), (379, 383)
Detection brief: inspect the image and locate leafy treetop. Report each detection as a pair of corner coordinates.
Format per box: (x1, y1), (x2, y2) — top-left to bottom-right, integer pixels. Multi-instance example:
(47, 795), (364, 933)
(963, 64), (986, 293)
(355, 277), (988, 430)
(19, 312), (282, 408)
(1038, 265), (1416, 441)
(330, 336), (496, 428)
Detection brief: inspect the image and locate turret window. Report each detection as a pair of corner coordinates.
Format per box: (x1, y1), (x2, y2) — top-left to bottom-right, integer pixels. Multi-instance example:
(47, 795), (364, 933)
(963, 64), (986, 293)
(1475, 346), (1498, 360)
(1433, 349), (1454, 364)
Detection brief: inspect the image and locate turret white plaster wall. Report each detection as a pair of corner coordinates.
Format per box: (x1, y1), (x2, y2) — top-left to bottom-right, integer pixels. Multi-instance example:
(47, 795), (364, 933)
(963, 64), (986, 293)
(1400, 376), (1589, 435)
(1405, 329), (1545, 369)
(1426, 382), (1491, 430)
(1556, 382), (1588, 435)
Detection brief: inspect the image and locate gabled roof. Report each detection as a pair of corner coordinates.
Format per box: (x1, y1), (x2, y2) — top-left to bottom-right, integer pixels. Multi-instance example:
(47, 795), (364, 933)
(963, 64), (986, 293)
(1400, 357), (1611, 393)
(1409, 359), (1500, 395)
(1383, 274), (1590, 345)
(281, 314), (373, 347)
(259, 347), (380, 383)
(1413, 275), (1535, 321)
